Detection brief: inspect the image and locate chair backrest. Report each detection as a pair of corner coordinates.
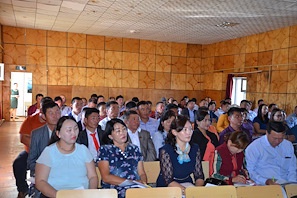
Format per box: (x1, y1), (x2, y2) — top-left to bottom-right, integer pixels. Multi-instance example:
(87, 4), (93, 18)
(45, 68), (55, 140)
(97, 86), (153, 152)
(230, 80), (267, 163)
(143, 160), (209, 184)
(185, 186), (237, 198)
(126, 187), (182, 198)
(236, 185), (283, 198)
(285, 184), (297, 197)
(143, 161), (160, 183)
(56, 189), (117, 198)
(95, 167), (102, 188)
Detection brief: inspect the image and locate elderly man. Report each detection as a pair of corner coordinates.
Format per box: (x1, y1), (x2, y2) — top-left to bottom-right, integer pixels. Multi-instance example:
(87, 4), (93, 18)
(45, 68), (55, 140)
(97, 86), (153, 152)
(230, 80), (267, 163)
(245, 121), (297, 185)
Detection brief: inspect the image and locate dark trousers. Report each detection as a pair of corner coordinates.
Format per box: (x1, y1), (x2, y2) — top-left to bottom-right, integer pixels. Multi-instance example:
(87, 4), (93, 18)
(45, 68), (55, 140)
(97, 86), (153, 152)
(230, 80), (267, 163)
(13, 150), (29, 193)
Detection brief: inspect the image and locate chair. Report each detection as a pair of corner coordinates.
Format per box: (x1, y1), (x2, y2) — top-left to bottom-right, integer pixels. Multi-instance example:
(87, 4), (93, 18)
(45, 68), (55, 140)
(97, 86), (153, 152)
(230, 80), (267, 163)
(285, 184), (297, 197)
(126, 187), (182, 198)
(95, 167), (102, 188)
(56, 189), (117, 198)
(186, 186), (237, 198)
(143, 161), (160, 184)
(236, 185), (283, 198)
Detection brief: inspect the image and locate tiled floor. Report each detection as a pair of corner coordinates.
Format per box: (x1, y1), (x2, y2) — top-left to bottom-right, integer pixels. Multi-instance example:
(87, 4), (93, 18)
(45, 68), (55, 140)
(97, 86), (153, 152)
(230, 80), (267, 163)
(0, 120), (25, 198)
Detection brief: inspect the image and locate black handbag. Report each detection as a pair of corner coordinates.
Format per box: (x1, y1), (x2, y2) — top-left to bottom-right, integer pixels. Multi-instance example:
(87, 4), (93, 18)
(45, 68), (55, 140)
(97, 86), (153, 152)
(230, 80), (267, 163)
(204, 177), (228, 186)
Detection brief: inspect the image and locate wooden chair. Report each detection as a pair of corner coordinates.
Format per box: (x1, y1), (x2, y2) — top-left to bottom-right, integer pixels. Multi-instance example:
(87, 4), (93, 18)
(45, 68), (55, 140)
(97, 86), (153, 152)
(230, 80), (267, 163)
(236, 185), (283, 198)
(285, 184), (297, 197)
(143, 161), (209, 184)
(186, 186), (237, 198)
(95, 167), (102, 188)
(126, 187), (182, 198)
(56, 189), (117, 198)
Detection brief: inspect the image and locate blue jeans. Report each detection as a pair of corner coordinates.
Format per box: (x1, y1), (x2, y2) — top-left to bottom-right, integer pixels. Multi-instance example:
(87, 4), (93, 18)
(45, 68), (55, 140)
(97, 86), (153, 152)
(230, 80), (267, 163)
(13, 151), (28, 193)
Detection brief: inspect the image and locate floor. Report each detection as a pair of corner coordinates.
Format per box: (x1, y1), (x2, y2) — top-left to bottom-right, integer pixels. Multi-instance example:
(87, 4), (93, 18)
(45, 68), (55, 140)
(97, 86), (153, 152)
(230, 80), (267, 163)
(0, 119), (25, 198)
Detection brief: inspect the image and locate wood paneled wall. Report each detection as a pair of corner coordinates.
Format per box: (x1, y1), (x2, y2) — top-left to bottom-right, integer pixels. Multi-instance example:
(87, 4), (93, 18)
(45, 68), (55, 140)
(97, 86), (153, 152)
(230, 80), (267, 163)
(1, 24), (297, 120)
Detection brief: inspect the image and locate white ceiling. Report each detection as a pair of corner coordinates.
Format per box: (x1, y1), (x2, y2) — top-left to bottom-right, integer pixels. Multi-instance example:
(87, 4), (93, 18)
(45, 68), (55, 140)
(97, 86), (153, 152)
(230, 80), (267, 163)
(1, 0), (297, 44)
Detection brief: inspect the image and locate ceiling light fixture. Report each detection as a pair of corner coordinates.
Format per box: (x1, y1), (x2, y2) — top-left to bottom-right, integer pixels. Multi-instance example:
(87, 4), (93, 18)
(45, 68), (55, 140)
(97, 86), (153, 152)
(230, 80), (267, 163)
(215, 21), (239, 28)
(129, 29), (139, 33)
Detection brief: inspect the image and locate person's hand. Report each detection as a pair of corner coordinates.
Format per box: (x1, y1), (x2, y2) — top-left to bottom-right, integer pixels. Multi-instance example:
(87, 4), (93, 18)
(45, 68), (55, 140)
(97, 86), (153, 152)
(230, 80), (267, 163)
(265, 179), (279, 185)
(232, 175), (246, 183)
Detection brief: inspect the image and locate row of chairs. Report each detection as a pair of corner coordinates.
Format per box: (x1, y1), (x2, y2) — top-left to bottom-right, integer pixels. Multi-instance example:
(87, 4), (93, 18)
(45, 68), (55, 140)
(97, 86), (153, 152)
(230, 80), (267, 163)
(56, 185), (297, 198)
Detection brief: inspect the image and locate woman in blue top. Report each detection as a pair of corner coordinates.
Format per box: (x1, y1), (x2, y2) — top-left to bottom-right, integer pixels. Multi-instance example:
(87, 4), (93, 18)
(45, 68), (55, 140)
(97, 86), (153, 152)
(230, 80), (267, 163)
(35, 116), (98, 198)
(253, 104), (269, 138)
(156, 115), (204, 194)
(152, 110), (176, 158)
(97, 118), (147, 198)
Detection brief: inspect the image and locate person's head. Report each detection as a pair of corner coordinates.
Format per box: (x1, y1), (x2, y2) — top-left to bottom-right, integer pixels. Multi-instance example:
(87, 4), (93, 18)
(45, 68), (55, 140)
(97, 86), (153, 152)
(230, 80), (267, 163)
(84, 108), (100, 130)
(125, 101), (137, 111)
(208, 101), (216, 111)
(186, 99), (195, 110)
(35, 94), (44, 104)
(195, 110), (211, 131)
(131, 97), (139, 104)
(225, 98), (231, 104)
(97, 102), (106, 116)
(165, 103), (178, 116)
(106, 101), (119, 119)
(87, 97), (98, 108)
(227, 131), (249, 154)
(205, 97), (212, 103)
(268, 103), (277, 112)
(116, 95), (124, 106)
(199, 99), (208, 107)
(240, 100), (249, 109)
(168, 97), (174, 104)
(172, 100), (179, 106)
(103, 118), (128, 145)
(97, 95), (105, 103)
(228, 107), (243, 128)
(124, 110), (140, 132)
(257, 104), (268, 121)
(48, 116), (78, 145)
(109, 96), (115, 101)
(54, 96), (63, 108)
(270, 108), (284, 122)
(60, 95), (66, 105)
(147, 101), (152, 110)
(158, 110), (176, 132)
(81, 97), (87, 106)
(266, 121), (286, 147)
(90, 93), (98, 99)
(137, 101), (150, 120)
(240, 108), (249, 121)
(222, 101), (231, 112)
(42, 101), (61, 126)
(12, 83), (18, 89)
(155, 101), (165, 114)
(258, 99), (264, 106)
(166, 115), (193, 149)
(71, 97), (83, 114)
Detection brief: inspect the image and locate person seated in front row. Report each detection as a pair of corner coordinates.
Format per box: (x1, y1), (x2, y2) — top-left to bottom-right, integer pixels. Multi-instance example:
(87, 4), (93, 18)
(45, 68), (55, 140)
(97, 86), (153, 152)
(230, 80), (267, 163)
(97, 119), (147, 198)
(156, 115), (204, 194)
(35, 116), (98, 198)
(212, 131), (250, 185)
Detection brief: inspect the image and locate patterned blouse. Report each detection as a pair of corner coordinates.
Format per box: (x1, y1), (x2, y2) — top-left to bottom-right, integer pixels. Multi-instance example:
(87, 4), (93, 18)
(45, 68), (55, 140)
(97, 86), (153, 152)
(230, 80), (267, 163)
(97, 143), (143, 198)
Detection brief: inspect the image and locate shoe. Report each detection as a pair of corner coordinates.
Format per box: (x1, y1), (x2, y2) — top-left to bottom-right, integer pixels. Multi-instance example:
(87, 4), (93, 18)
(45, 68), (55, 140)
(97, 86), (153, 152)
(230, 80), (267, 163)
(17, 191), (28, 198)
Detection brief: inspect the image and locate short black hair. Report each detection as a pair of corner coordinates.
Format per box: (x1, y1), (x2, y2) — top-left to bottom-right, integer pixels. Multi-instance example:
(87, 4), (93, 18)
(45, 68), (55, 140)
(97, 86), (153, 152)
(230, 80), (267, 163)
(131, 97), (139, 103)
(88, 97), (98, 104)
(258, 99), (264, 105)
(97, 102), (106, 108)
(137, 101), (148, 108)
(125, 101), (137, 110)
(42, 101), (58, 115)
(165, 103), (178, 111)
(90, 93), (97, 98)
(106, 101), (118, 109)
(227, 107), (242, 116)
(124, 110), (138, 120)
(54, 96), (62, 102)
(85, 108), (99, 119)
(268, 103), (276, 109)
(71, 97), (82, 104)
(36, 93), (44, 100)
(267, 121), (286, 134)
(158, 110), (176, 131)
(116, 95), (124, 100)
(208, 101), (216, 107)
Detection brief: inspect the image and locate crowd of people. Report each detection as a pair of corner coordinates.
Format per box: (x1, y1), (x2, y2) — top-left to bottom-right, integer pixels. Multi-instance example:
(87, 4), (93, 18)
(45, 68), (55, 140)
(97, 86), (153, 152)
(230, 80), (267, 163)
(13, 93), (297, 198)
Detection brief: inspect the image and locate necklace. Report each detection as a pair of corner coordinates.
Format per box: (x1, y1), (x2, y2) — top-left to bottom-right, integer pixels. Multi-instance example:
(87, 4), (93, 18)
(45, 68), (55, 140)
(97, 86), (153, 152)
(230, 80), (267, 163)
(57, 142), (75, 153)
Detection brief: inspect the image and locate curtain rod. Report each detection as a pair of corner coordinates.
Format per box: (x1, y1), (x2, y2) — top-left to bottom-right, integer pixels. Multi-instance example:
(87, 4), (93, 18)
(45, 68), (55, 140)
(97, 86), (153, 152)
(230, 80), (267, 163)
(229, 70), (262, 75)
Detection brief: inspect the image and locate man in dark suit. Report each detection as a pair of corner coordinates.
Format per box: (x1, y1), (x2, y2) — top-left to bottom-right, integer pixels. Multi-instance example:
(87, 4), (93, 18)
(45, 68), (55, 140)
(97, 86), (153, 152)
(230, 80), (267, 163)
(181, 99), (196, 123)
(27, 101), (61, 177)
(77, 108), (103, 161)
(124, 110), (156, 161)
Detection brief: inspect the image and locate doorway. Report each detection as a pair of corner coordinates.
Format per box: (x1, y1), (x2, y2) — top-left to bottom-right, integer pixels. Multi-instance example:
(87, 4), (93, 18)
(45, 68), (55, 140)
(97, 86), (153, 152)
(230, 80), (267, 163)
(231, 77), (247, 106)
(10, 72), (32, 119)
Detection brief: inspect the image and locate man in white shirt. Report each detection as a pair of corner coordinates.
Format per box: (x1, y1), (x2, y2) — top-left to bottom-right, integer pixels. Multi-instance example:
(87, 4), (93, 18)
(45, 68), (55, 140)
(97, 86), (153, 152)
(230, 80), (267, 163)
(69, 97), (83, 123)
(137, 101), (159, 137)
(99, 101), (119, 130)
(125, 110), (156, 161)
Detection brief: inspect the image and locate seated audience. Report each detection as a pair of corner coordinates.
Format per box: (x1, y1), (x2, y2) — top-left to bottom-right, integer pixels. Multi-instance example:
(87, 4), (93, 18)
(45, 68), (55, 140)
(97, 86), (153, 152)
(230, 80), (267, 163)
(165, 103), (178, 116)
(253, 104), (269, 138)
(241, 108), (254, 138)
(181, 99), (196, 123)
(27, 93), (43, 116)
(156, 115), (204, 193)
(191, 110), (219, 176)
(286, 106), (297, 129)
(216, 101), (231, 132)
(245, 121), (297, 185)
(125, 111), (156, 161)
(35, 116), (98, 197)
(267, 103), (277, 119)
(208, 101), (218, 123)
(97, 102), (107, 121)
(97, 119), (147, 198)
(212, 131), (250, 185)
(153, 110), (176, 158)
(253, 99), (264, 115)
(137, 101), (159, 137)
(99, 101), (119, 130)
